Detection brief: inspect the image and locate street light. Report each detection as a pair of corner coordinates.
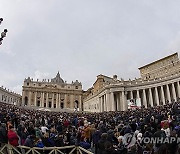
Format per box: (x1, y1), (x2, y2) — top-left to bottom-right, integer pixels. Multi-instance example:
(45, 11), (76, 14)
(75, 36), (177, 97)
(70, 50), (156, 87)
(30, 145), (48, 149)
(1, 29), (8, 38)
(0, 38), (2, 45)
(0, 18), (3, 25)
(0, 18), (8, 46)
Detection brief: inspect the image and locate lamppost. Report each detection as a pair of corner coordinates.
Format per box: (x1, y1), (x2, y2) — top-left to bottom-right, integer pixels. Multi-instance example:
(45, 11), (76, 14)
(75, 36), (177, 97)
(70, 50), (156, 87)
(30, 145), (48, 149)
(0, 18), (8, 46)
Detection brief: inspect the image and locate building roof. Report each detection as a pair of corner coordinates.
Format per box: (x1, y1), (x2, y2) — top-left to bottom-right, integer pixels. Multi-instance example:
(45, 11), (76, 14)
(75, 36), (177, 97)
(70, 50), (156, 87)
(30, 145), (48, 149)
(138, 52), (178, 69)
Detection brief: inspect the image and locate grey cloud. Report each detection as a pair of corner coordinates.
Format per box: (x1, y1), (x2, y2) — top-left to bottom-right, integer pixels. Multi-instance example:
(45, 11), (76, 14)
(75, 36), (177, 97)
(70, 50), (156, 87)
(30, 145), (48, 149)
(0, 0), (180, 93)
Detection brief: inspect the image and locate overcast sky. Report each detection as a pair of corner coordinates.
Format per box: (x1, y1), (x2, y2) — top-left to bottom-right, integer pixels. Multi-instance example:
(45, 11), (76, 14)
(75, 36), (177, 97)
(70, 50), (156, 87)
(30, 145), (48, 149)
(1, 0), (180, 94)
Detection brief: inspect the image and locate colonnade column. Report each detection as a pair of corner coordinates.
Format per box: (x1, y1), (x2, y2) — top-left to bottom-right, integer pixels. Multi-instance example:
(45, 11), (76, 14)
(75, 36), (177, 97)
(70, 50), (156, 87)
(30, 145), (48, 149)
(172, 83), (177, 102)
(166, 84), (171, 103)
(117, 93), (120, 111)
(110, 92), (115, 111)
(46, 93), (49, 107)
(143, 89), (147, 108)
(40, 92), (44, 107)
(99, 97), (102, 112)
(105, 94), (108, 111)
(28, 91), (32, 106)
(149, 88), (153, 107)
(22, 90), (25, 106)
(103, 95), (106, 111)
(119, 93), (123, 111)
(130, 91), (133, 99)
(136, 90), (140, 99)
(58, 93), (61, 108)
(122, 91), (127, 111)
(177, 81), (180, 99)
(55, 93), (58, 108)
(79, 95), (82, 111)
(34, 92), (37, 106)
(101, 97), (104, 112)
(52, 93), (54, 108)
(155, 87), (160, 106)
(160, 86), (166, 105)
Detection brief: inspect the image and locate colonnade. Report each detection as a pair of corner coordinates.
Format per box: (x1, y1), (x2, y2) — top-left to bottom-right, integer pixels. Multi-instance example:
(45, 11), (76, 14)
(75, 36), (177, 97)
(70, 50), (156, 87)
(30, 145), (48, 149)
(99, 81), (180, 112)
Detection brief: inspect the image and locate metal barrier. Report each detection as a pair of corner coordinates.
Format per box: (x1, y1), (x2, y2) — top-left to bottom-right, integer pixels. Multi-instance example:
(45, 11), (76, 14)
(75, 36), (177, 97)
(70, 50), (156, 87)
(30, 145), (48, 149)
(0, 144), (94, 154)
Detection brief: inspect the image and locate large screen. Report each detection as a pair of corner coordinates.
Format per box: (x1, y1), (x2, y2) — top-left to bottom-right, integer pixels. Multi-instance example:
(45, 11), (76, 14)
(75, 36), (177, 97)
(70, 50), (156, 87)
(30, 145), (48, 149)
(127, 98), (141, 110)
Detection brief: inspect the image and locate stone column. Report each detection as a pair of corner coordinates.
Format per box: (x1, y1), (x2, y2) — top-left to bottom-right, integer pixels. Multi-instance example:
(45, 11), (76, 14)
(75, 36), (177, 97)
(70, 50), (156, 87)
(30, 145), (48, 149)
(99, 97), (102, 112)
(52, 93), (54, 108)
(166, 84), (171, 103)
(46, 93), (49, 107)
(40, 92), (43, 107)
(22, 90), (25, 106)
(42, 92), (45, 107)
(160, 86), (166, 105)
(56, 93), (59, 108)
(71, 95), (74, 109)
(110, 92), (115, 111)
(28, 91), (32, 106)
(130, 91), (133, 99)
(177, 81), (180, 99)
(103, 95), (106, 111)
(59, 93), (62, 108)
(143, 89), (147, 108)
(34, 92), (37, 106)
(117, 93), (120, 111)
(79, 95), (82, 111)
(172, 83), (177, 102)
(155, 87), (160, 106)
(136, 90), (140, 107)
(149, 88), (153, 107)
(101, 97), (103, 112)
(136, 90), (140, 99)
(122, 91), (127, 111)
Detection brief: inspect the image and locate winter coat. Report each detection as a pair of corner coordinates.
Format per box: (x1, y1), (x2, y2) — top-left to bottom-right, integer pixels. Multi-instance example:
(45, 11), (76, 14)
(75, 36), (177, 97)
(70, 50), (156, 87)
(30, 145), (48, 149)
(97, 138), (112, 154)
(92, 130), (101, 144)
(79, 141), (91, 149)
(24, 136), (34, 148)
(7, 130), (19, 146)
(35, 141), (44, 148)
(0, 125), (8, 143)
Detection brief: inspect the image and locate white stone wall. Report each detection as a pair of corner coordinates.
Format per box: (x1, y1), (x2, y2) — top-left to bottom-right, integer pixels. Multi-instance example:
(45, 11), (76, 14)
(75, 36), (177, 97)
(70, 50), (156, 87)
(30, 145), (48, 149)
(0, 87), (21, 105)
(22, 76), (83, 111)
(84, 74), (180, 112)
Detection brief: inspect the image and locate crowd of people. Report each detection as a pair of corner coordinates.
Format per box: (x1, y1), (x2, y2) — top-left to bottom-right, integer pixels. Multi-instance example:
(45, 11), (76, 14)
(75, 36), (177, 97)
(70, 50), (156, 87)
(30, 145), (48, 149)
(0, 101), (180, 154)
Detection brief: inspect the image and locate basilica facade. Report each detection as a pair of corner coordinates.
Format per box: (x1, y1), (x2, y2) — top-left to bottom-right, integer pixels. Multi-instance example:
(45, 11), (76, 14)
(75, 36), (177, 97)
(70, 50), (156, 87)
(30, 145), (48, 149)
(83, 53), (180, 112)
(22, 72), (83, 111)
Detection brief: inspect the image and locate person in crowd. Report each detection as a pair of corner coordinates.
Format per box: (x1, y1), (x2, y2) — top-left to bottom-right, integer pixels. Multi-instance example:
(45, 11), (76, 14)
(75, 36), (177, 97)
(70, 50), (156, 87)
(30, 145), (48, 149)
(79, 136), (91, 150)
(0, 122), (8, 147)
(97, 133), (112, 154)
(35, 138), (44, 148)
(92, 127), (102, 154)
(7, 125), (19, 147)
(2, 101), (180, 153)
(24, 135), (36, 148)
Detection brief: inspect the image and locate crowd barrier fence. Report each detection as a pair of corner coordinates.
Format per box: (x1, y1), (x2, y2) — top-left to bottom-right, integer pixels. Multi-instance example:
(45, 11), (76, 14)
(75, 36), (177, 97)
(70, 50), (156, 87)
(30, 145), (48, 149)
(0, 144), (94, 154)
